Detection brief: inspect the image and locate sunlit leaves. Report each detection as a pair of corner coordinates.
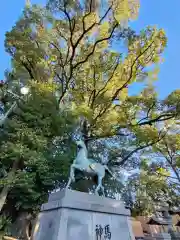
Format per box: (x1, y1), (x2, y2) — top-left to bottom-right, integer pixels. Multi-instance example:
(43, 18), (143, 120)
(112, 0), (140, 22)
(156, 167), (171, 177)
(133, 125), (160, 144)
(119, 86), (128, 101)
(98, 21), (110, 49)
(129, 164), (176, 215)
(164, 89), (180, 117)
(84, 12), (97, 30)
(72, 102), (93, 119)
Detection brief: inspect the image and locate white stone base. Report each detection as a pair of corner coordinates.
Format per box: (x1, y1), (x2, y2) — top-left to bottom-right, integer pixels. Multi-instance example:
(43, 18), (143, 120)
(31, 189), (135, 240)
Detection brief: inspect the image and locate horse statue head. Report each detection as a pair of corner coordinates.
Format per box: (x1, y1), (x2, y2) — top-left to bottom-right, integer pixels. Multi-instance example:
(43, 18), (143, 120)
(75, 139), (87, 154)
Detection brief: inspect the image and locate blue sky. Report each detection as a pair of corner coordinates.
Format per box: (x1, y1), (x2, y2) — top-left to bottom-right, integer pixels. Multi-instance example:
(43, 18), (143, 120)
(0, 0), (179, 99)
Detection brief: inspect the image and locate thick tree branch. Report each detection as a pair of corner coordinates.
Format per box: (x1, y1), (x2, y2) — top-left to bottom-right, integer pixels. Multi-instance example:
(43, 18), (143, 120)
(56, 4), (115, 105)
(69, 4), (114, 69)
(92, 40), (156, 124)
(77, 5), (112, 51)
(112, 40), (155, 101)
(73, 22), (118, 70)
(137, 113), (175, 126)
(95, 56), (120, 100)
(83, 0), (94, 32)
(137, 102), (156, 125)
(21, 61), (34, 80)
(113, 132), (166, 166)
(88, 66), (96, 107)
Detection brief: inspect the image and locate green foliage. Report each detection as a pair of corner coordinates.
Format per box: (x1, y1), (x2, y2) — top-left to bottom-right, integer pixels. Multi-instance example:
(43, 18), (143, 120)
(128, 168), (179, 216)
(0, 81), (75, 218)
(127, 133), (180, 216)
(153, 133), (180, 182)
(0, 215), (11, 233)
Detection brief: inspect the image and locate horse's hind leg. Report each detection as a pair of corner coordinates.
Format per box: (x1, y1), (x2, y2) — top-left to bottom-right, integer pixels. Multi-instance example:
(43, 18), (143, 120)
(101, 185), (105, 196)
(66, 177), (72, 189)
(95, 175), (104, 196)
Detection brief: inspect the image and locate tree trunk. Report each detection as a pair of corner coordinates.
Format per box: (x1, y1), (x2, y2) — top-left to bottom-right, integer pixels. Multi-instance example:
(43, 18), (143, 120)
(0, 161), (18, 212)
(10, 212), (32, 240)
(0, 186), (9, 213)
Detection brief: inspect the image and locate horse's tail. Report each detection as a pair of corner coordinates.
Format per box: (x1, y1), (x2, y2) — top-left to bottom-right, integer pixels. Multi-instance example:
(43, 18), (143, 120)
(104, 165), (116, 179)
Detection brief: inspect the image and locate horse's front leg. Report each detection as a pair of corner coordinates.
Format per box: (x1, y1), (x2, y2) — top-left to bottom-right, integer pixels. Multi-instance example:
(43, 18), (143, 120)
(66, 164), (76, 189)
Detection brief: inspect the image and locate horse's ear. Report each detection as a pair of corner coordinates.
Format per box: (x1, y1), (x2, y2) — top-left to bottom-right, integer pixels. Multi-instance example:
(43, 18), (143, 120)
(86, 137), (93, 141)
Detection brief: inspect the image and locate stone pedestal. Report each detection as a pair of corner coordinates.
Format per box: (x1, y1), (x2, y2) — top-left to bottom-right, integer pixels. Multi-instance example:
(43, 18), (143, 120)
(31, 189), (135, 240)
